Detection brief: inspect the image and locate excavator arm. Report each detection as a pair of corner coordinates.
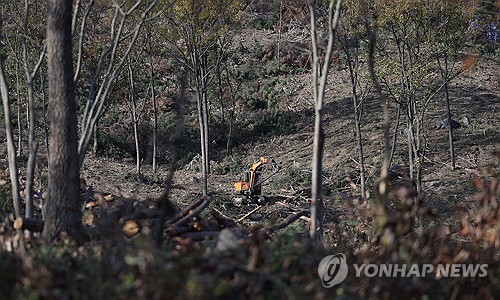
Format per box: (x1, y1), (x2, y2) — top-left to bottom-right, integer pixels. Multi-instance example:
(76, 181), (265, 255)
(247, 156), (271, 193)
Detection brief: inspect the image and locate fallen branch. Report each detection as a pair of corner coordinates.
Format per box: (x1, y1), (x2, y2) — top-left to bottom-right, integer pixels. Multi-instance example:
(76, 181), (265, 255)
(171, 196), (211, 227)
(167, 197), (205, 225)
(267, 210), (309, 233)
(210, 208), (236, 228)
(236, 206), (262, 223)
(211, 207), (233, 221)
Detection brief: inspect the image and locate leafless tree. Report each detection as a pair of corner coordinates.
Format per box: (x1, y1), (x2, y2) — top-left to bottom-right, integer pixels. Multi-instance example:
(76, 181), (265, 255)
(22, 0), (46, 218)
(308, 0), (342, 242)
(127, 61), (143, 175)
(146, 26), (158, 174)
(78, 0), (158, 168)
(338, 15), (372, 200)
(0, 56), (23, 220)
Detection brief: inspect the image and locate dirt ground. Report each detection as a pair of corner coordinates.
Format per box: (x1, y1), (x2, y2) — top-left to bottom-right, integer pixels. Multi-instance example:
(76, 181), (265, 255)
(0, 27), (498, 244)
(73, 51), (499, 243)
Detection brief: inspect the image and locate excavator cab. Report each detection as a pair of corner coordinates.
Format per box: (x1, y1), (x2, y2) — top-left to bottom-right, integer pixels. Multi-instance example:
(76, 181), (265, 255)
(233, 156), (277, 205)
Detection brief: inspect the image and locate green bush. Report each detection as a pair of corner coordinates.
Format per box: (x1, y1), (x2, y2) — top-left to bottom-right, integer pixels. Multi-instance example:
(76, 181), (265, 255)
(248, 17), (276, 30)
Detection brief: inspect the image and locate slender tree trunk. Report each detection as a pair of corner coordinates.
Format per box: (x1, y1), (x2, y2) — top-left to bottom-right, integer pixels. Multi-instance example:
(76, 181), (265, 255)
(43, 0), (82, 243)
(201, 58), (210, 176)
(197, 92), (208, 196)
(0, 60), (23, 219)
(133, 115), (141, 175)
(128, 63), (141, 175)
(406, 112), (414, 181)
(92, 120), (98, 156)
(149, 43), (157, 174)
(443, 56), (455, 170)
(25, 83), (37, 218)
(388, 103), (401, 167)
(353, 94), (366, 200)
(202, 92), (210, 175)
(15, 59), (22, 157)
(226, 111), (233, 156)
(308, 0), (342, 242)
(25, 140), (37, 218)
(152, 80), (157, 173)
(23, 0), (46, 219)
(193, 53), (210, 196)
(344, 41), (366, 200)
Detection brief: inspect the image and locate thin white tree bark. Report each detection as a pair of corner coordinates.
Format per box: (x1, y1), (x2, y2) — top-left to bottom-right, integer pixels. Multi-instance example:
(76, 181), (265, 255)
(127, 63), (141, 175)
(0, 59), (23, 219)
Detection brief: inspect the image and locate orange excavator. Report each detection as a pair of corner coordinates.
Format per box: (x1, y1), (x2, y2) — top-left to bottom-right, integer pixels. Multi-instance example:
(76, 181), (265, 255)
(233, 156), (278, 205)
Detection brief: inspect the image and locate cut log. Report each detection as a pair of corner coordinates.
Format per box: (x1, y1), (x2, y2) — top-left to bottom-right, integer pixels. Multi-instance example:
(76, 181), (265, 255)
(13, 217), (44, 232)
(267, 210), (309, 233)
(123, 220), (140, 238)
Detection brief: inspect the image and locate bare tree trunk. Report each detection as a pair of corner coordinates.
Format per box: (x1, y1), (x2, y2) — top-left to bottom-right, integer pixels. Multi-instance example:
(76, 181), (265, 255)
(197, 93), (208, 196)
(308, 0), (342, 242)
(388, 103), (401, 167)
(202, 92), (210, 175)
(127, 63), (141, 175)
(406, 113), (414, 181)
(200, 56), (211, 176)
(148, 28), (158, 174)
(15, 58), (23, 157)
(342, 34), (366, 200)
(192, 50), (210, 196)
(25, 141), (37, 218)
(92, 120), (98, 156)
(152, 75), (157, 173)
(0, 59), (23, 219)
(23, 0), (46, 219)
(43, 0), (82, 243)
(443, 55), (455, 170)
